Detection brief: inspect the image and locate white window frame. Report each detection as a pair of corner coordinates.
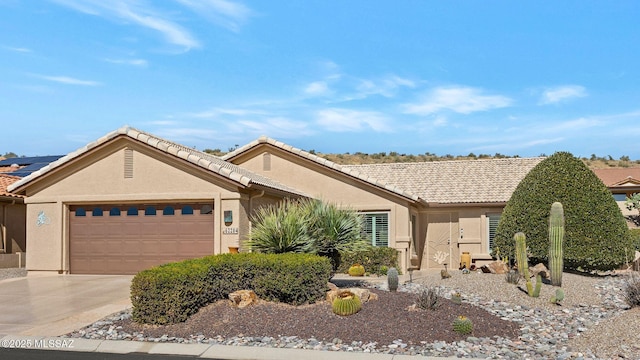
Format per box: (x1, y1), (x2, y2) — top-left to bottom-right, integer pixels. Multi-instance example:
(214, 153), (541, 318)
(362, 212), (389, 247)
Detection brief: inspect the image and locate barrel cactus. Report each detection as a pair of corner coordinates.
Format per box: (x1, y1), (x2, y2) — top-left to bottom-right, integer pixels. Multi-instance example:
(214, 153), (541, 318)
(348, 264), (365, 277)
(387, 267), (399, 291)
(332, 291), (362, 316)
(452, 315), (473, 335)
(549, 202), (565, 287)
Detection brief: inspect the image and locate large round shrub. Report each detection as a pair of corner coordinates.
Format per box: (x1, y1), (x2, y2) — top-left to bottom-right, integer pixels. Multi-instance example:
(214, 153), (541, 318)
(493, 152), (633, 271)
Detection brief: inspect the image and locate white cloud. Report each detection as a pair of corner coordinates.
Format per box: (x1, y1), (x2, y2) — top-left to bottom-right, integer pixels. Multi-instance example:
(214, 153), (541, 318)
(174, 0), (253, 32)
(187, 107), (267, 118)
(235, 117), (313, 137)
(4, 46), (32, 53)
(32, 74), (101, 86)
(304, 81), (330, 96)
(51, 0), (255, 49)
(403, 86), (512, 115)
(539, 85), (587, 104)
(355, 75), (415, 98)
(316, 108), (391, 132)
(104, 58), (148, 67)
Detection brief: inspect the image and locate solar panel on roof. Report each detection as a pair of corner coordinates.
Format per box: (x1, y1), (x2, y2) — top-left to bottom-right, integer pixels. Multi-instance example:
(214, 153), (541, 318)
(0, 155), (63, 166)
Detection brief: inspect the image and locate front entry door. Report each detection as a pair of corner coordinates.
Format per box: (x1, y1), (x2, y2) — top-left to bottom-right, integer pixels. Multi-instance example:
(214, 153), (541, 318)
(421, 212), (459, 269)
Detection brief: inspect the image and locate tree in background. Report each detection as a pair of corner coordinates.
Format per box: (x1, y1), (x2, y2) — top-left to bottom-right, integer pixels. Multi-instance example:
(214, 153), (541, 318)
(493, 152), (634, 272)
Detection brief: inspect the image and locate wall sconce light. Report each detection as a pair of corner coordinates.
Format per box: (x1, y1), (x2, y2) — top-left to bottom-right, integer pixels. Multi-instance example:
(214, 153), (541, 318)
(224, 210), (233, 225)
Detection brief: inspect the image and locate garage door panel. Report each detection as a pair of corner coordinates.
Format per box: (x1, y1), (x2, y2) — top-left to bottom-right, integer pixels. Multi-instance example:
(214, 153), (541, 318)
(70, 203), (215, 275)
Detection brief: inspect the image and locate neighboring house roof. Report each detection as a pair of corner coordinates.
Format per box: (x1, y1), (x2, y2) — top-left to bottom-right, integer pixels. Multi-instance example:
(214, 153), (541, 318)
(222, 136), (423, 203)
(0, 174), (23, 200)
(8, 127), (307, 197)
(0, 156), (64, 177)
(592, 168), (640, 187)
(223, 136), (544, 205)
(343, 158), (544, 205)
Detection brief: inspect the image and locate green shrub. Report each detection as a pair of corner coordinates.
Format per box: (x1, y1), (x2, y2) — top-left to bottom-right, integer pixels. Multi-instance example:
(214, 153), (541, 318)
(630, 229), (640, 251)
(494, 152), (634, 271)
(248, 198), (369, 269)
(131, 253), (332, 325)
(337, 246), (399, 276)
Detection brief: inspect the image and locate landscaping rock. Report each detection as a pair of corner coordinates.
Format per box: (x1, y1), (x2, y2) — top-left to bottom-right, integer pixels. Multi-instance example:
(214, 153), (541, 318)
(326, 288), (378, 303)
(530, 263), (550, 279)
(486, 260), (509, 274)
(228, 290), (257, 308)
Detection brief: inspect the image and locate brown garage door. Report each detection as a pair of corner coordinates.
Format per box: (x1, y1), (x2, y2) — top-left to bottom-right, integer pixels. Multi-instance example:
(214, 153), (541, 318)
(69, 203), (214, 274)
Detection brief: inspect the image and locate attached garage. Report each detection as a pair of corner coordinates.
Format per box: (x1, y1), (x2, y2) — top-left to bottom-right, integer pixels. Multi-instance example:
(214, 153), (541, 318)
(8, 126), (304, 275)
(69, 203), (214, 274)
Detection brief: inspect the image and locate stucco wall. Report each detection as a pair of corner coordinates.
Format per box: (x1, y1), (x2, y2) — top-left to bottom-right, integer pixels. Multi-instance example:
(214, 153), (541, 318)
(25, 202), (61, 271)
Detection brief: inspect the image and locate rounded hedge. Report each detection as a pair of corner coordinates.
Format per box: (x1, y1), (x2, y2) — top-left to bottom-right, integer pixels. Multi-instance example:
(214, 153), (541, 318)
(493, 152), (633, 271)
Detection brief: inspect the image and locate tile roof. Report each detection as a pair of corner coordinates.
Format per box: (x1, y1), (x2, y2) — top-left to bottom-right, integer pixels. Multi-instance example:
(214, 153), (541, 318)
(0, 174), (23, 199)
(8, 127), (307, 197)
(342, 158), (544, 205)
(222, 136), (423, 203)
(223, 137), (543, 205)
(592, 168), (640, 187)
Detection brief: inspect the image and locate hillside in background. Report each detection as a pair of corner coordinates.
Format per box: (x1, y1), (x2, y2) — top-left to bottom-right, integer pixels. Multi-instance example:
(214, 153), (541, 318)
(204, 148), (640, 169)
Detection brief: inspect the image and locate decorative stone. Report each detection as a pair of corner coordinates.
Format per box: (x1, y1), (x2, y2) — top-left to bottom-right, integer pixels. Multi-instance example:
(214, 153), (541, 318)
(530, 263), (550, 279)
(327, 288), (378, 303)
(228, 290), (258, 308)
(486, 260), (509, 274)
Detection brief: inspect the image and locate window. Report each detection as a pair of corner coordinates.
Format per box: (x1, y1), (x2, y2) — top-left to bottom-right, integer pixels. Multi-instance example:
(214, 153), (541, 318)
(363, 213), (389, 247)
(145, 206), (156, 216)
(163, 206), (175, 215)
(181, 206), (194, 215)
(127, 207), (138, 216)
(109, 207), (121, 216)
(613, 193), (628, 201)
(92, 208), (103, 217)
(201, 205), (213, 215)
(487, 213), (501, 253)
(75, 208), (86, 217)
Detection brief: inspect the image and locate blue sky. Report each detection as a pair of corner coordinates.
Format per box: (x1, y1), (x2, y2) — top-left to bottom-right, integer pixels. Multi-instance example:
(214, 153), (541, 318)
(2, 1), (640, 159)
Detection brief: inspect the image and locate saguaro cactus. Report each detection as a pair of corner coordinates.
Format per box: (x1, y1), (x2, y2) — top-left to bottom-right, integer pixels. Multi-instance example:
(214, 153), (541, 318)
(514, 232), (529, 279)
(549, 202), (565, 287)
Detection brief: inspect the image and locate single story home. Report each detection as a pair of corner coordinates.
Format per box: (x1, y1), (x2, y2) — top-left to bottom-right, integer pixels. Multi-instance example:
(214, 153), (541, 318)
(592, 168), (640, 225)
(9, 126), (543, 275)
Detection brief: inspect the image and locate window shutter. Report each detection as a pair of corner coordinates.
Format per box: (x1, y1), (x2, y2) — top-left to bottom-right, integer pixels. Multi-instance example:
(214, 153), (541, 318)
(487, 214), (500, 252)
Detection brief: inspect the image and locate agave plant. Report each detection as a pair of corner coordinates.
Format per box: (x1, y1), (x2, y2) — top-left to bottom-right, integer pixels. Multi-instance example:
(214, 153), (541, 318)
(301, 199), (369, 256)
(247, 199), (311, 254)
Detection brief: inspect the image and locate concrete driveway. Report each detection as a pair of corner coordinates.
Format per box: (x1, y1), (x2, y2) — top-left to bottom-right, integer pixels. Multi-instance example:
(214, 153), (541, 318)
(0, 274), (132, 337)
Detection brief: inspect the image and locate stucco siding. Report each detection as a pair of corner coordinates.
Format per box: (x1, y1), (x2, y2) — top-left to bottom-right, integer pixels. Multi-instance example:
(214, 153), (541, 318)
(27, 144), (238, 201)
(26, 202), (62, 271)
(237, 150), (407, 207)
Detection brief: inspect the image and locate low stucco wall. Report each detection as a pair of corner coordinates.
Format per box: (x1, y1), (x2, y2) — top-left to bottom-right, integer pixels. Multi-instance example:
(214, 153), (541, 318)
(0, 252), (26, 268)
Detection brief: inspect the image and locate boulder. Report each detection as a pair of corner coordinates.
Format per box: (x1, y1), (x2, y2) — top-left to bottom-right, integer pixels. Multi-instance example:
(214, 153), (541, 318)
(530, 263), (550, 279)
(228, 290), (258, 308)
(486, 260), (509, 274)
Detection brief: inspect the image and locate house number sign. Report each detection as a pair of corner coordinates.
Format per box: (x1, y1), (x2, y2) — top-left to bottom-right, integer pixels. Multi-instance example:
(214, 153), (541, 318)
(223, 227), (239, 234)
